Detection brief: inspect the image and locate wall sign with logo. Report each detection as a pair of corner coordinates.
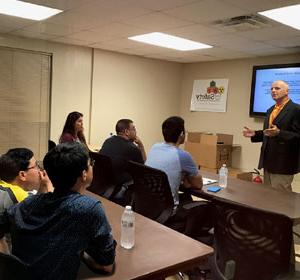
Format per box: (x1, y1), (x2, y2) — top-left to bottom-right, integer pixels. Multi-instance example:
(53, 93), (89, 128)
(190, 79), (229, 112)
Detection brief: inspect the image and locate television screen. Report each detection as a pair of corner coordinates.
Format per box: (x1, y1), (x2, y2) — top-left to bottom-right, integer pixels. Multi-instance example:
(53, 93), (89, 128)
(250, 63), (300, 117)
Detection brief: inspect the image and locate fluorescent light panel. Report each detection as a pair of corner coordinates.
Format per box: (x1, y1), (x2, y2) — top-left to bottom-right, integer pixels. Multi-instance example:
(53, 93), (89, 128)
(258, 4), (300, 30)
(128, 32), (212, 51)
(0, 0), (62, 21)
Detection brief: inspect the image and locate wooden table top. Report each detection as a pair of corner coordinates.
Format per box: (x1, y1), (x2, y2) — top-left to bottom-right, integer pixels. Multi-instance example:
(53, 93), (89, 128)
(77, 191), (213, 280)
(191, 172), (300, 225)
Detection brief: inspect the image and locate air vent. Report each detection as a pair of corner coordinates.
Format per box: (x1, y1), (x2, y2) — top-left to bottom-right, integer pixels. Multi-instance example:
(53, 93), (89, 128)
(213, 14), (272, 31)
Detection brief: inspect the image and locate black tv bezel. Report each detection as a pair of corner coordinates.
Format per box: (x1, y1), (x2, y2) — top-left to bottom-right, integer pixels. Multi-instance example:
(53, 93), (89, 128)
(249, 62), (300, 118)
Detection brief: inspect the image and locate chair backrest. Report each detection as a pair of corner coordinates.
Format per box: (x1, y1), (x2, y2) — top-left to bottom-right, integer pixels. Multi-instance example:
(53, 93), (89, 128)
(212, 197), (293, 280)
(0, 252), (30, 279)
(48, 140), (56, 151)
(127, 161), (174, 224)
(87, 152), (117, 199)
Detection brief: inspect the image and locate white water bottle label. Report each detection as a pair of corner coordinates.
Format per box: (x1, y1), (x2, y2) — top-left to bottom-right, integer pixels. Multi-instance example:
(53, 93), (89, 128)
(122, 221), (134, 227)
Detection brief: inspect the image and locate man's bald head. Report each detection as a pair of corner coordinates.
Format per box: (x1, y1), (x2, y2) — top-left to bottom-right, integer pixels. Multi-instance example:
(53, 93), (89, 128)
(271, 80), (289, 104)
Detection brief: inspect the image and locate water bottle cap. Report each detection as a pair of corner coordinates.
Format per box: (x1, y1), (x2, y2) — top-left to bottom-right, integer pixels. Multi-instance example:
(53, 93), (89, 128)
(125, 205), (132, 210)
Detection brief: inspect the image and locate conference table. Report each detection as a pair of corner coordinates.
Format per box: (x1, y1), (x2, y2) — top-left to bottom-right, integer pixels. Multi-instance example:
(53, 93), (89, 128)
(77, 191), (213, 280)
(190, 172), (300, 225)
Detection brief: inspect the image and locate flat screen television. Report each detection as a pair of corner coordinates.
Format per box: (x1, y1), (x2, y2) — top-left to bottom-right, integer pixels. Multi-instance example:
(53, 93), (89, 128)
(250, 63), (300, 117)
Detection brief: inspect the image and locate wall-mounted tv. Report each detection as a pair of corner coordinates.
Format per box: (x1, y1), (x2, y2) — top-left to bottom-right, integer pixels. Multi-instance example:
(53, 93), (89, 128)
(250, 63), (300, 117)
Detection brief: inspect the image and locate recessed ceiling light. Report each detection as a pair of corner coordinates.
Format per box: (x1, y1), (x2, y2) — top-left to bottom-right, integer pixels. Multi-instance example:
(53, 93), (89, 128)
(0, 0), (62, 21)
(258, 4), (300, 30)
(128, 32), (212, 51)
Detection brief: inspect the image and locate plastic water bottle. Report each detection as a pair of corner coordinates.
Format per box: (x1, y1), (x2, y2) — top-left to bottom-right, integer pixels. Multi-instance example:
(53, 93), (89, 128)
(219, 164), (228, 188)
(120, 205), (135, 249)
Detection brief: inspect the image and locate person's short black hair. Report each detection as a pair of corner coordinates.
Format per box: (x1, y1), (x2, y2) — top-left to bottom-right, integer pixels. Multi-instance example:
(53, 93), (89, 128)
(0, 155), (19, 182)
(115, 119), (133, 134)
(0, 148), (33, 182)
(162, 116), (185, 143)
(43, 142), (89, 191)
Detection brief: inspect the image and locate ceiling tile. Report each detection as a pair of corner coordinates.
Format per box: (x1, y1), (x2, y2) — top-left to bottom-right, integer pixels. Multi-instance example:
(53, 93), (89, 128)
(199, 46), (254, 59)
(10, 22), (77, 37)
(126, 0), (199, 12)
(21, 0), (94, 10)
(164, 0), (248, 24)
(240, 26), (300, 41)
(223, 0), (300, 13)
(166, 23), (226, 42)
(89, 23), (146, 39)
(122, 12), (194, 31)
(65, 30), (103, 44)
(2, 0), (300, 63)
(203, 33), (274, 51)
(44, 9), (104, 29)
(0, 14), (35, 33)
(52, 36), (91, 46)
(9, 30), (57, 41)
(89, 38), (143, 50)
(69, 0), (153, 23)
(116, 47), (157, 56)
(246, 47), (300, 56)
(267, 36), (300, 48)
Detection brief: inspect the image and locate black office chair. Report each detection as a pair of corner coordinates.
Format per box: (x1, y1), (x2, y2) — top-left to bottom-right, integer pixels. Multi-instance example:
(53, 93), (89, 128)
(127, 161), (214, 238)
(127, 161), (215, 279)
(0, 252), (30, 280)
(211, 197), (294, 280)
(127, 161), (175, 224)
(87, 152), (118, 199)
(48, 139), (56, 151)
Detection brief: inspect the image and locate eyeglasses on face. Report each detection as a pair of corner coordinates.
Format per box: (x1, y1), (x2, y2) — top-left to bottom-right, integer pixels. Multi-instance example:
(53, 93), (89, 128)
(26, 162), (41, 170)
(127, 125), (136, 131)
(271, 87), (281, 90)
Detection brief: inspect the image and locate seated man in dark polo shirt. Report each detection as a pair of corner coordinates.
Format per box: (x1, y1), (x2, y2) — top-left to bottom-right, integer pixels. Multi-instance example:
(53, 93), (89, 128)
(100, 119), (146, 204)
(0, 143), (116, 280)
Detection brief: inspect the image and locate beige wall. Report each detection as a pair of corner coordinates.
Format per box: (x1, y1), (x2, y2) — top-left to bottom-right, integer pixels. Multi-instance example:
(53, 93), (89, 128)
(0, 34), (92, 144)
(90, 50), (182, 150)
(0, 34), (182, 153)
(180, 54), (300, 171)
(1, 34), (300, 171)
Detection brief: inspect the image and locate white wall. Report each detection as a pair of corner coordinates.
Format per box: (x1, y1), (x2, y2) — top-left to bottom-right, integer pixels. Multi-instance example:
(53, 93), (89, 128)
(180, 54), (300, 171)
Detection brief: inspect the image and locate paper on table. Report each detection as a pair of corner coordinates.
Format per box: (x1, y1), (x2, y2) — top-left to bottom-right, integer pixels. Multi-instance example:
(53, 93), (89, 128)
(203, 177), (218, 186)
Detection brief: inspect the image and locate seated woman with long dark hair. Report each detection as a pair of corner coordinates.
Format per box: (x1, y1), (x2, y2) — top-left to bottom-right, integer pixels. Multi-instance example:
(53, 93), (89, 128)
(59, 111), (88, 149)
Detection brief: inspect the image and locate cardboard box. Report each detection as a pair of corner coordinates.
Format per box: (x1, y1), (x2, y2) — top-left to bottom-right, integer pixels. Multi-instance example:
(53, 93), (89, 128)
(201, 167), (241, 178)
(185, 132), (233, 169)
(237, 172), (253, 181)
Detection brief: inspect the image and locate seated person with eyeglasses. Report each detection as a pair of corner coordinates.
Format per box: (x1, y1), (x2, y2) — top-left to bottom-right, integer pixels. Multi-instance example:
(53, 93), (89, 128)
(0, 148), (53, 214)
(0, 143), (116, 279)
(100, 119), (146, 205)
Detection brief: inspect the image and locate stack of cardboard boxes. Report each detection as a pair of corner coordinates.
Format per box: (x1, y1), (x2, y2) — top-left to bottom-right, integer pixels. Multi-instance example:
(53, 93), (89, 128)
(185, 132), (263, 182)
(185, 132), (233, 171)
